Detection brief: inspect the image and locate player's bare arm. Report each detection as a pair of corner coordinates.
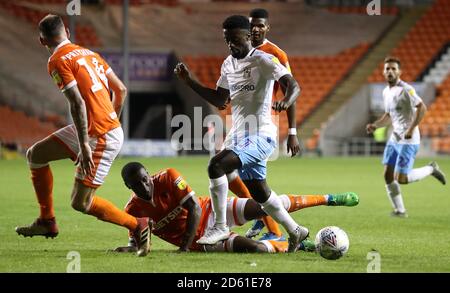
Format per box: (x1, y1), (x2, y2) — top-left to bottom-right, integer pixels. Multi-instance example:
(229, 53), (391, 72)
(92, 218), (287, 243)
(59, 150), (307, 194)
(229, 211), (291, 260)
(107, 71), (127, 119)
(272, 74), (300, 112)
(63, 86), (94, 175)
(405, 101), (427, 139)
(279, 79), (301, 156)
(174, 62), (230, 108)
(179, 196), (202, 252)
(366, 112), (391, 134)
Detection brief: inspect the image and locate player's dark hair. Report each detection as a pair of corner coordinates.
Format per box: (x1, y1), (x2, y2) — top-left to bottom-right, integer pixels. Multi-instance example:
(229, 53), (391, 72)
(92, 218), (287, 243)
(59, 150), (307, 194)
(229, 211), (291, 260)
(384, 56), (401, 68)
(249, 8), (269, 19)
(121, 162), (146, 182)
(223, 15), (250, 31)
(39, 14), (65, 39)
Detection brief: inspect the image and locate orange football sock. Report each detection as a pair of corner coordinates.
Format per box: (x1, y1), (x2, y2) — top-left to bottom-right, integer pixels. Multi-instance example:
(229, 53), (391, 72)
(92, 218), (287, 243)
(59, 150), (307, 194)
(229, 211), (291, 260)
(31, 165), (55, 220)
(87, 196), (138, 231)
(229, 176), (251, 199)
(266, 239), (288, 253)
(288, 194), (328, 212)
(262, 216), (283, 237)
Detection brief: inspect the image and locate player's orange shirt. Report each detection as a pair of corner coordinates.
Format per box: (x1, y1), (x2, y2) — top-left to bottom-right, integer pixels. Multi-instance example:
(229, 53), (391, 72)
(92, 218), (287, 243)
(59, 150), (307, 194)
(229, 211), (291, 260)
(47, 40), (120, 137)
(124, 168), (211, 251)
(255, 39), (291, 98)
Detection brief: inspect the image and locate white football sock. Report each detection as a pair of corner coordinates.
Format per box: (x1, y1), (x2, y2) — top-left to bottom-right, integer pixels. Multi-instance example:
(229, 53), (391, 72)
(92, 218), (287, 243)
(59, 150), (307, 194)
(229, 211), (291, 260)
(261, 191), (298, 234)
(407, 166), (433, 183)
(278, 194), (291, 211)
(226, 170), (238, 183)
(209, 175), (228, 226)
(385, 181), (406, 213)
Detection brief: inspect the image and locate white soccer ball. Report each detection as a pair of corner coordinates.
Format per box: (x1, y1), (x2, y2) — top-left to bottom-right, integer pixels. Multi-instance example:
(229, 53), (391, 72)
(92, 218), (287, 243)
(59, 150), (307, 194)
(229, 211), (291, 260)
(315, 226), (349, 260)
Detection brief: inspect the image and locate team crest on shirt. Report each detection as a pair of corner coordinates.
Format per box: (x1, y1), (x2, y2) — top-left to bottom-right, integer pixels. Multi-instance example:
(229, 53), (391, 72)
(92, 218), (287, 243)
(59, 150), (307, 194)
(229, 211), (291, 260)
(174, 176), (187, 190)
(51, 70), (63, 86)
(243, 67), (251, 78)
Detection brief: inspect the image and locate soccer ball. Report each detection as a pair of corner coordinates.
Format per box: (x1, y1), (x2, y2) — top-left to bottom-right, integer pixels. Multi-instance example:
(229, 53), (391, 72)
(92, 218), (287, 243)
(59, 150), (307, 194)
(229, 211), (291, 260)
(315, 226), (349, 260)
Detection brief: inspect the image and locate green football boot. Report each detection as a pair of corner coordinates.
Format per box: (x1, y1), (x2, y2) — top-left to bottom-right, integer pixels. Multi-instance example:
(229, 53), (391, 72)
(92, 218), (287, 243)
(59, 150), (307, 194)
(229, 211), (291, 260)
(298, 239), (316, 252)
(327, 192), (359, 207)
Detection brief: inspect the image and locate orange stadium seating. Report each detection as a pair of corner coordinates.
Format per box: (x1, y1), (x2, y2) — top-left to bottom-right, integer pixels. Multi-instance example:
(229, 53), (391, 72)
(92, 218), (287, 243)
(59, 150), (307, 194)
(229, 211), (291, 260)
(421, 73), (450, 154)
(0, 105), (58, 150)
(0, 1), (102, 47)
(183, 43), (370, 141)
(368, 0), (450, 82)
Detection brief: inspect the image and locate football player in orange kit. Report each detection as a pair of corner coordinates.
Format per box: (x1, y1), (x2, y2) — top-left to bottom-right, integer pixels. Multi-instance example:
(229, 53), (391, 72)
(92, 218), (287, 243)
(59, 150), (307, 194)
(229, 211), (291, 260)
(15, 14), (150, 256)
(113, 162), (358, 253)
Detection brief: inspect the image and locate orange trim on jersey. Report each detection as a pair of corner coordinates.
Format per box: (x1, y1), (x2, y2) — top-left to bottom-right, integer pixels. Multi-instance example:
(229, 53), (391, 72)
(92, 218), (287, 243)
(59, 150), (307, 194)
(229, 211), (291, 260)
(198, 202), (212, 236)
(232, 198), (242, 226)
(81, 134), (106, 187)
(50, 134), (77, 161)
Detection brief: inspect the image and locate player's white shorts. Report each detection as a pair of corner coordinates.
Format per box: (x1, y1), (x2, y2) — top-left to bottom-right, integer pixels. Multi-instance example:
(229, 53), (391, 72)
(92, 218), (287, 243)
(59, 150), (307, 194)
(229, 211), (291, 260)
(204, 197), (248, 232)
(51, 125), (123, 188)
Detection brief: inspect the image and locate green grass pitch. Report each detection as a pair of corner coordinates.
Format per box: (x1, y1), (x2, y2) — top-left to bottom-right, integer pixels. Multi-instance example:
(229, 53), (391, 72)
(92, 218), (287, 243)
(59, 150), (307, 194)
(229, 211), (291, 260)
(0, 156), (449, 272)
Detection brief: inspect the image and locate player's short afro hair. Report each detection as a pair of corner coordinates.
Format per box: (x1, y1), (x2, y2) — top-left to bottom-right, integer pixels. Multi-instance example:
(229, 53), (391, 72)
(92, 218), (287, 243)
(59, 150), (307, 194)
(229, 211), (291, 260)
(249, 8), (269, 19)
(223, 15), (250, 31)
(121, 162), (146, 181)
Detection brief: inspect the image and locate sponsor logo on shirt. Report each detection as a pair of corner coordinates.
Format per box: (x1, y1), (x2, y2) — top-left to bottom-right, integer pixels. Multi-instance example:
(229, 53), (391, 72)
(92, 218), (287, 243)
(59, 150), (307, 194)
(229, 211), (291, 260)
(153, 205), (184, 231)
(231, 84), (256, 92)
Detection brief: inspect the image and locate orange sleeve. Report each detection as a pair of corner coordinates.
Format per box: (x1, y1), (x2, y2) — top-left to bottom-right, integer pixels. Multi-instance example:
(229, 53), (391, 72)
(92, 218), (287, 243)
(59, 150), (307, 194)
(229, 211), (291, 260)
(48, 59), (77, 92)
(276, 50), (291, 73)
(166, 168), (194, 204)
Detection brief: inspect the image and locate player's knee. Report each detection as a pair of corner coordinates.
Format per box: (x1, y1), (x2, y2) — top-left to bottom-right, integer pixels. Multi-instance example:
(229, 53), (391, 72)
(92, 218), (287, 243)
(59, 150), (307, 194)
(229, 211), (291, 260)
(71, 199), (89, 213)
(207, 159), (223, 177)
(397, 176), (408, 185)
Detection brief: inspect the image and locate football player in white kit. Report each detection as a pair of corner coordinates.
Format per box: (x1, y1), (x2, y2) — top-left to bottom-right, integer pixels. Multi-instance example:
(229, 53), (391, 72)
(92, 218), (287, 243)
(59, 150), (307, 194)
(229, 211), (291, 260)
(174, 15), (308, 252)
(366, 57), (446, 217)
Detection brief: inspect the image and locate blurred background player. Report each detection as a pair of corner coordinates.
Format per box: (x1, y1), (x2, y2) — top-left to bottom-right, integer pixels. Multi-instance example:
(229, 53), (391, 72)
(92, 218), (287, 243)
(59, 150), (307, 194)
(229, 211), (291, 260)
(114, 162), (359, 253)
(366, 56), (446, 217)
(245, 8), (301, 241)
(15, 14), (150, 256)
(175, 15), (307, 252)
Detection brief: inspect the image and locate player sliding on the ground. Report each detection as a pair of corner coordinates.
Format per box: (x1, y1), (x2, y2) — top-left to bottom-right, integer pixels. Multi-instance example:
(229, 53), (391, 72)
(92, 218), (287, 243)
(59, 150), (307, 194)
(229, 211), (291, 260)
(366, 56), (446, 218)
(15, 14), (150, 256)
(112, 162), (359, 253)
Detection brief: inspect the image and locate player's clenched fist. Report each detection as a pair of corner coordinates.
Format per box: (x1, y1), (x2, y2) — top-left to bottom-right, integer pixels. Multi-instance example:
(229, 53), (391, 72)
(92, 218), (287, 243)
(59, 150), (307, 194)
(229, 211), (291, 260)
(272, 100), (289, 112)
(174, 63), (191, 82)
(366, 123), (377, 134)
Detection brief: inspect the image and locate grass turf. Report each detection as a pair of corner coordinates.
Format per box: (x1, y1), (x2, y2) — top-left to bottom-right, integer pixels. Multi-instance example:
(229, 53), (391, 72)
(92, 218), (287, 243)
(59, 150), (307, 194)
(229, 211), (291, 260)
(0, 156), (449, 272)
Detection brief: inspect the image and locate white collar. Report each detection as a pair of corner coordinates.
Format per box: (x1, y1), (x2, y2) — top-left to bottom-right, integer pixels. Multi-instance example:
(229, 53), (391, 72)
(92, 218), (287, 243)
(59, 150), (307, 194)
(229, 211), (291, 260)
(52, 39), (71, 56)
(254, 38), (268, 49)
